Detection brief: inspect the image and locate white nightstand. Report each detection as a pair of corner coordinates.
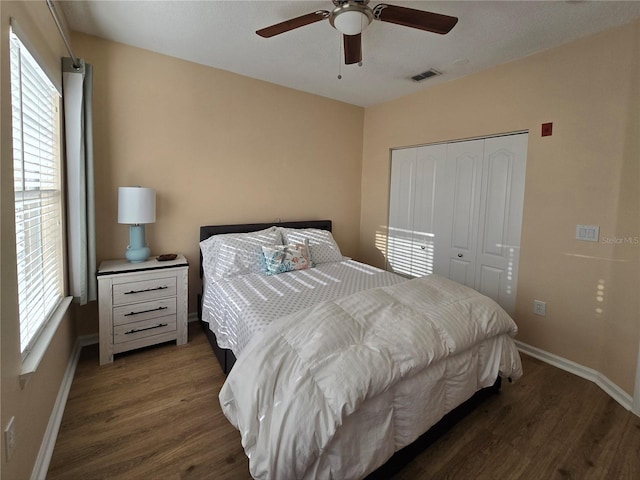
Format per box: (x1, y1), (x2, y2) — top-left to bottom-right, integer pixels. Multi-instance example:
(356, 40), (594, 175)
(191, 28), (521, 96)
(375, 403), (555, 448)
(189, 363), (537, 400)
(97, 254), (189, 365)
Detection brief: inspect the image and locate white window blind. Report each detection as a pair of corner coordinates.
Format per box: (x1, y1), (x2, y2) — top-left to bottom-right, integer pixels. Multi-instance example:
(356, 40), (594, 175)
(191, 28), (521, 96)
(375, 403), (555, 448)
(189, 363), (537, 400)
(10, 29), (64, 360)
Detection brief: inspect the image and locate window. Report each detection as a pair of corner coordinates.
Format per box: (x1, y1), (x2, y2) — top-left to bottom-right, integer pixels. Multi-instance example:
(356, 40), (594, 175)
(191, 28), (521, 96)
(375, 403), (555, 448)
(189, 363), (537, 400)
(10, 29), (64, 359)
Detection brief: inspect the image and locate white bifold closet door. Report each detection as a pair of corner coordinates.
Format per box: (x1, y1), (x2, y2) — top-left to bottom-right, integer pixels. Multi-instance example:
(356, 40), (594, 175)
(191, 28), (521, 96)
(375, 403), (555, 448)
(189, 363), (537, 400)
(387, 133), (528, 316)
(387, 144), (445, 277)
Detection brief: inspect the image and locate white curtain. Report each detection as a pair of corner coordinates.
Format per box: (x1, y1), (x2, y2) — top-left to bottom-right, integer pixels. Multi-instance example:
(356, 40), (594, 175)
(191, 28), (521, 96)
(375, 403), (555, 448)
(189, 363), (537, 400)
(63, 57), (96, 305)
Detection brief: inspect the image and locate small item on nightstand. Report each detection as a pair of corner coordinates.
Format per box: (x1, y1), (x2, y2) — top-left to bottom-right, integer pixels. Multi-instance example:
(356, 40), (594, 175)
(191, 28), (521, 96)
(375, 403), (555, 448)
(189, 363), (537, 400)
(157, 253), (177, 261)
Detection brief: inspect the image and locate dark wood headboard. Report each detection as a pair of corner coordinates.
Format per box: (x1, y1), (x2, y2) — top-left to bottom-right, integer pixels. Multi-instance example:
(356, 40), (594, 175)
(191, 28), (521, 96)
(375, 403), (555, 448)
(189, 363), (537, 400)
(199, 220), (332, 279)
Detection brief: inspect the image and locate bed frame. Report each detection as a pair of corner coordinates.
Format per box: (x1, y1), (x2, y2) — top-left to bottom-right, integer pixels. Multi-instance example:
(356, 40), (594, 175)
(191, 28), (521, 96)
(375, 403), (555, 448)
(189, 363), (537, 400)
(198, 219), (501, 478)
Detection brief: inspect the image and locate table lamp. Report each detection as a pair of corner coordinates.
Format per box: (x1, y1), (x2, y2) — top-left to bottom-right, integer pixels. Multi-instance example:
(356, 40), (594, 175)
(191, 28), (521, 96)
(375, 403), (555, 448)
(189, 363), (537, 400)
(118, 186), (156, 263)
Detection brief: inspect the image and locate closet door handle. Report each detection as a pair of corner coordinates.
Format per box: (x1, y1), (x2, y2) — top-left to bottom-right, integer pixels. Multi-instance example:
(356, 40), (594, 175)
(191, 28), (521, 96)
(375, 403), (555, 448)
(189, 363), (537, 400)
(458, 253), (463, 258)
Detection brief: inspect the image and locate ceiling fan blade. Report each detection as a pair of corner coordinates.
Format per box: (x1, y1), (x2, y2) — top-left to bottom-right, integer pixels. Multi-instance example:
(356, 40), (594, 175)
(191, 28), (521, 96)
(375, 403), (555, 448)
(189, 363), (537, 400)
(256, 11), (329, 38)
(374, 4), (458, 34)
(344, 34), (362, 65)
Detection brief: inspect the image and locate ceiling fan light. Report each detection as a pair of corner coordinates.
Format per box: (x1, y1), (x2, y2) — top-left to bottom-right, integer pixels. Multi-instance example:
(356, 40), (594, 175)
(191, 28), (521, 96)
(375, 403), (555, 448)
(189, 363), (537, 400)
(332, 9), (372, 35)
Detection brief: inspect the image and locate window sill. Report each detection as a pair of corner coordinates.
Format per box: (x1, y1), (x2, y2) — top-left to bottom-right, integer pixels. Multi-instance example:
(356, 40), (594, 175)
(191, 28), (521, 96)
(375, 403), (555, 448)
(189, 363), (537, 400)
(20, 296), (73, 389)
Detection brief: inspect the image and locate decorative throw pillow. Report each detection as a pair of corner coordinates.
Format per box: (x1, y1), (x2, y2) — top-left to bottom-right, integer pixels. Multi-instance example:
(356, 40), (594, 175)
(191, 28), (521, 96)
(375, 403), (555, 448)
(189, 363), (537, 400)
(200, 226), (283, 281)
(279, 228), (343, 264)
(261, 241), (312, 276)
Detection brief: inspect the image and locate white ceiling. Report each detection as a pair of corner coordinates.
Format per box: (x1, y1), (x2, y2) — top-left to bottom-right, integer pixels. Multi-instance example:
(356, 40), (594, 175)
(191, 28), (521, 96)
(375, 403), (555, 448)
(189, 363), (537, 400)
(59, 1), (640, 107)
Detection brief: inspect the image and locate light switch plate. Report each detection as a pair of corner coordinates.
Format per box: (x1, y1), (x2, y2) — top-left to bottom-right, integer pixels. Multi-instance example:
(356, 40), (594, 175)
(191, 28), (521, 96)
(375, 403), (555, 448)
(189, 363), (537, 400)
(576, 225), (599, 242)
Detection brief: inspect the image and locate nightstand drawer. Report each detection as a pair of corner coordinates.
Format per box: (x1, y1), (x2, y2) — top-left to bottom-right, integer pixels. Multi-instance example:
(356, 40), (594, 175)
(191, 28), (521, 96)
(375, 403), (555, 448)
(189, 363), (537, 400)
(113, 314), (177, 344)
(113, 298), (177, 326)
(112, 276), (177, 305)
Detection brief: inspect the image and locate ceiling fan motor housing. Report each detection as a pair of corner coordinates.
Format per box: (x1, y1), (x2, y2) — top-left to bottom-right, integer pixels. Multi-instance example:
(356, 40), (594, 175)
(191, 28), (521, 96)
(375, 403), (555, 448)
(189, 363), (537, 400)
(330, 0), (374, 35)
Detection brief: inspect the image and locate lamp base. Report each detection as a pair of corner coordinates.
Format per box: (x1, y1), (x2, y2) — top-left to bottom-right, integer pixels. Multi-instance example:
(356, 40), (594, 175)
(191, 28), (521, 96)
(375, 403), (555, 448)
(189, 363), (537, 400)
(126, 224), (151, 263)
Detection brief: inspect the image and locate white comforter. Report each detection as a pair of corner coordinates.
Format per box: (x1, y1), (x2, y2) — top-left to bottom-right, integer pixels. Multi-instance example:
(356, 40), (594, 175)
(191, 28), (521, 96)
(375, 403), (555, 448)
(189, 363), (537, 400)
(219, 275), (523, 479)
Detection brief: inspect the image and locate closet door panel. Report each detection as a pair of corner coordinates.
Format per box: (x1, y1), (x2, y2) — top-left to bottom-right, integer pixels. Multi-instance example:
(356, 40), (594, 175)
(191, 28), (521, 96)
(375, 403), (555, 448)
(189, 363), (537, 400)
(449, 258), (473, 286)
(477, 265), (504, 303)
(411, 145), (445, 277)
(387, 148), (416, 276)
(480, 151), (510, 257)
(434, 139), (484, 287)
(474, 133), (528, 315)
(452, 155), (477, 250)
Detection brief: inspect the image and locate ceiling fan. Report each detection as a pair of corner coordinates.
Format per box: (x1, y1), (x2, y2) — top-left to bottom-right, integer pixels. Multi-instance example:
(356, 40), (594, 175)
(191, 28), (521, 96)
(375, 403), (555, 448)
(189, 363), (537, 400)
(256, 0), (458, 65)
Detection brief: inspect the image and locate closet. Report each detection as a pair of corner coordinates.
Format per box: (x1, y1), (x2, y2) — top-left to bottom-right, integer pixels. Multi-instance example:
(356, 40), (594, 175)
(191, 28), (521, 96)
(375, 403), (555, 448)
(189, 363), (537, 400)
(387, 132), (528, 315)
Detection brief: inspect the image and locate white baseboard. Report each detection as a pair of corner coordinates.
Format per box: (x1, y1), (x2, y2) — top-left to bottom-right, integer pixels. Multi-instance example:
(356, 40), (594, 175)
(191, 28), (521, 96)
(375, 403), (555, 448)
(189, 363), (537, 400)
(30, 334), (97, 480)
(515, 340), (635, 415)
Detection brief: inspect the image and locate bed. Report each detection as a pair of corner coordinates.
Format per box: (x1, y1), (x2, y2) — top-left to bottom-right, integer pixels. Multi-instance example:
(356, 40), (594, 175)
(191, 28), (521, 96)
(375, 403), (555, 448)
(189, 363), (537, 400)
(199, 220), (350, 372)
(198, 220), (522, 479)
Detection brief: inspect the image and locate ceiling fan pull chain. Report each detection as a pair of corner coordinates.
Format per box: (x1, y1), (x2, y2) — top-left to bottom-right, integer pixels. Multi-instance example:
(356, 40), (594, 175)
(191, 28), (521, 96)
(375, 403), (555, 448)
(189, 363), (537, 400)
(337, 32), (343, 79)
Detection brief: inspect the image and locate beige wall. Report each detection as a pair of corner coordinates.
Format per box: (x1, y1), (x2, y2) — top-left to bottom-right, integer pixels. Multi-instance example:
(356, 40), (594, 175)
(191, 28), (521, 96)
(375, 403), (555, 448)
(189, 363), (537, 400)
(0, 2), (76, 479)
(70, 32), (365, 326)
(360, 21), (640, 395)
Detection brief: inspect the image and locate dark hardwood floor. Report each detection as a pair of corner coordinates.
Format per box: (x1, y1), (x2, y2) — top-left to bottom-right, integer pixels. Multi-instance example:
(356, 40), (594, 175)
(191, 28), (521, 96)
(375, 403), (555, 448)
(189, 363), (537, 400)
(47, 322), (640, 479)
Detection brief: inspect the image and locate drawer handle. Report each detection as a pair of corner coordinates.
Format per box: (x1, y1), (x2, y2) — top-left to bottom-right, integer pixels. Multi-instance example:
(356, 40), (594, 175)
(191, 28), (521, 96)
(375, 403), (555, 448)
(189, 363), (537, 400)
(124, 285), (168, 295)
(124, 323), (168, 335)
(124, 306), (168, 317)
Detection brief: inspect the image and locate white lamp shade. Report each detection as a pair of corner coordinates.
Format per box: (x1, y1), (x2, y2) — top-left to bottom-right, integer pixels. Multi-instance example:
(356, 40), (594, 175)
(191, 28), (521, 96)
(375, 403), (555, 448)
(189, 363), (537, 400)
(118, 187), (156, 224)
(333, 10), (371, 35)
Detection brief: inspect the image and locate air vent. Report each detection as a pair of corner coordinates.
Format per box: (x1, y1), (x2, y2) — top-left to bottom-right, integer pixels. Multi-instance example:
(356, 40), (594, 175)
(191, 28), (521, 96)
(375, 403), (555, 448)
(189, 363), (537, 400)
(411, 69), (441, 82)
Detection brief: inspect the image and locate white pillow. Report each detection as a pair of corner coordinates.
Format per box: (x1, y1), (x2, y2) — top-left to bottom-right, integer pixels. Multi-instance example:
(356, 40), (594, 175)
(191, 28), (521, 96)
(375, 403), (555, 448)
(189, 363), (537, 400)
(200, 226), (283, 281)
(279, 227), (343, 264)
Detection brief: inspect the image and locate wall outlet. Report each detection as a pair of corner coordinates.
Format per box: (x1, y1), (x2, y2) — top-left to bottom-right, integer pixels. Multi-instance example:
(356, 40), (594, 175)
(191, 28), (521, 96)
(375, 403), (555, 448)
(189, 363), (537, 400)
(534, 300), (547, 316)
(4, 416), (16, 461)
